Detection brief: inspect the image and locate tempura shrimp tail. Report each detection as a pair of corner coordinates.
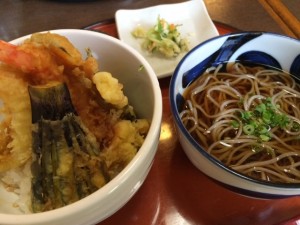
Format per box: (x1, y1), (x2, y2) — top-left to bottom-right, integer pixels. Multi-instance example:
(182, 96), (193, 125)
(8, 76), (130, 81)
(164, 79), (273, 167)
(0, 40), (63, 84)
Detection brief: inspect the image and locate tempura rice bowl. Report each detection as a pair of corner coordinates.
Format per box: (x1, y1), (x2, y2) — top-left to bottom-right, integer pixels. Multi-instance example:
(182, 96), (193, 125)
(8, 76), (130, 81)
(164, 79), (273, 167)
(170, 32), (300, 198)
(0, 29), (162, 225)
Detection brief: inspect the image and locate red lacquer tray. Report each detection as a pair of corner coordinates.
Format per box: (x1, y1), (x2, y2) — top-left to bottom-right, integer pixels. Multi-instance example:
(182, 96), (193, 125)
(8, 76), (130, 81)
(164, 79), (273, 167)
(84, 20), (300, 225)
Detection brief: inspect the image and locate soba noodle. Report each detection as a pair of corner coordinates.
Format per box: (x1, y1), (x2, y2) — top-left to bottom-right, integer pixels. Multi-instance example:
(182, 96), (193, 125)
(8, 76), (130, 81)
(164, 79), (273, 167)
(180, 62), (300, 183)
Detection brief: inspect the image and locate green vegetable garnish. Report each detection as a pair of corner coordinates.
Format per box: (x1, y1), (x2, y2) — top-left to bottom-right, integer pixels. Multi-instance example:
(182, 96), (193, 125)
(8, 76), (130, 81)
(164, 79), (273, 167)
(138, 65), (145, 71)
(237, 98), (291, 141)
(131, 16), (189, 58)
(231, 120), (239, 128)
(292, 121), (300, 132)
(243, 124), (255, 135)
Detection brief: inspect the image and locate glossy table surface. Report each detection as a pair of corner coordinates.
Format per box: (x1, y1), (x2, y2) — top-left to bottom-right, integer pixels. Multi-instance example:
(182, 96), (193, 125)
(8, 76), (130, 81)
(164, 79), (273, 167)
(1, 1), (300, 225)
(1, 0), (299, 42)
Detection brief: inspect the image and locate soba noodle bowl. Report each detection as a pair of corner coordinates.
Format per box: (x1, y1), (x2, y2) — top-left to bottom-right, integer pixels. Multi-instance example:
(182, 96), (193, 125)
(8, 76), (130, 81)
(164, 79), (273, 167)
(180, 62), (300, 184)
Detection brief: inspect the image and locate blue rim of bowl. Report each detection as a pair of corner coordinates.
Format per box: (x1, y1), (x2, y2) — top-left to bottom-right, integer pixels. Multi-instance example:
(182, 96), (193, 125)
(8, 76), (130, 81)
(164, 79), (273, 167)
(170, 31), (300, 192)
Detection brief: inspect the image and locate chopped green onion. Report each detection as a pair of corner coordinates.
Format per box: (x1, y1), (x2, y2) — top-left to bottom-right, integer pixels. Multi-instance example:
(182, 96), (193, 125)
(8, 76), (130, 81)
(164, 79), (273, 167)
(240, 111), (252, 121)
(235, 98), (291, 142)
(260, 134), (270, 142)
(138, 65), (144, 71)
(243, 124), (255, 134)
(231, 120), (239, 128)
(292, 122), (300, 132)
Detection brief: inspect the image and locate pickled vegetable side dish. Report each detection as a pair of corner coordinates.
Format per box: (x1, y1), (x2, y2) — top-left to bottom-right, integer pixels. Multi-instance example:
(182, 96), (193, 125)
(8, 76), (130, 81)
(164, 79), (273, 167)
(132, 16), (189, 58)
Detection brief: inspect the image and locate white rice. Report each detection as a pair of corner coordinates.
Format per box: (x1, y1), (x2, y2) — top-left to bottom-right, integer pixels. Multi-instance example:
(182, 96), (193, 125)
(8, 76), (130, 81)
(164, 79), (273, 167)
(0, 160), (32, 214)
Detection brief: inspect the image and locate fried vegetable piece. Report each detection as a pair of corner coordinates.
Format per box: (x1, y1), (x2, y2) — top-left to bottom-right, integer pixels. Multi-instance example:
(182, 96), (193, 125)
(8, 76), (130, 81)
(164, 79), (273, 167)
(26, 32), (99, 79)
(0, 74), (32, 172)
(26, 32), (83, 68)
(102, 119), (149, 178)
(29, 82), (150, 212)
(29, 83), (108, 212)
(92, 71), (128, 109)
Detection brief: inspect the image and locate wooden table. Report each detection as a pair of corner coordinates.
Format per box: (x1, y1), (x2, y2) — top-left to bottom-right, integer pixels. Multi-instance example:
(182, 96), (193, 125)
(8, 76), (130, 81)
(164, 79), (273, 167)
(1, 0), (300, 224)
(1, 0), (299, 42)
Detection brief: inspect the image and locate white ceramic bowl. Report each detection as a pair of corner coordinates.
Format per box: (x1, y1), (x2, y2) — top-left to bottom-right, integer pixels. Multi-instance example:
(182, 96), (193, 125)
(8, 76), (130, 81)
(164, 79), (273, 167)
(0, 29), (162, 225)
(170, 32), (300, 199)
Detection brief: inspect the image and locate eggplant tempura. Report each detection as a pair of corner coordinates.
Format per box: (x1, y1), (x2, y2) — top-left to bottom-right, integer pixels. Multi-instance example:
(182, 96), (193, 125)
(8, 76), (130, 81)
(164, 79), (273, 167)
(0, 32), (149, 213)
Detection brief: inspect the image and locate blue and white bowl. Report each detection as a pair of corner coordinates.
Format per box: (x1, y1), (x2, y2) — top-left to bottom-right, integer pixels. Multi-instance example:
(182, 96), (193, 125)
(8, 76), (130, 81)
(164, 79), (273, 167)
(169, 32), (300, 199)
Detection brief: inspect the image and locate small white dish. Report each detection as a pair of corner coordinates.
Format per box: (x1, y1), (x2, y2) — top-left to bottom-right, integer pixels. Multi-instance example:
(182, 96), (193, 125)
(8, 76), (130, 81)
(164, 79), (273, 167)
(115, 0), (219, 78)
